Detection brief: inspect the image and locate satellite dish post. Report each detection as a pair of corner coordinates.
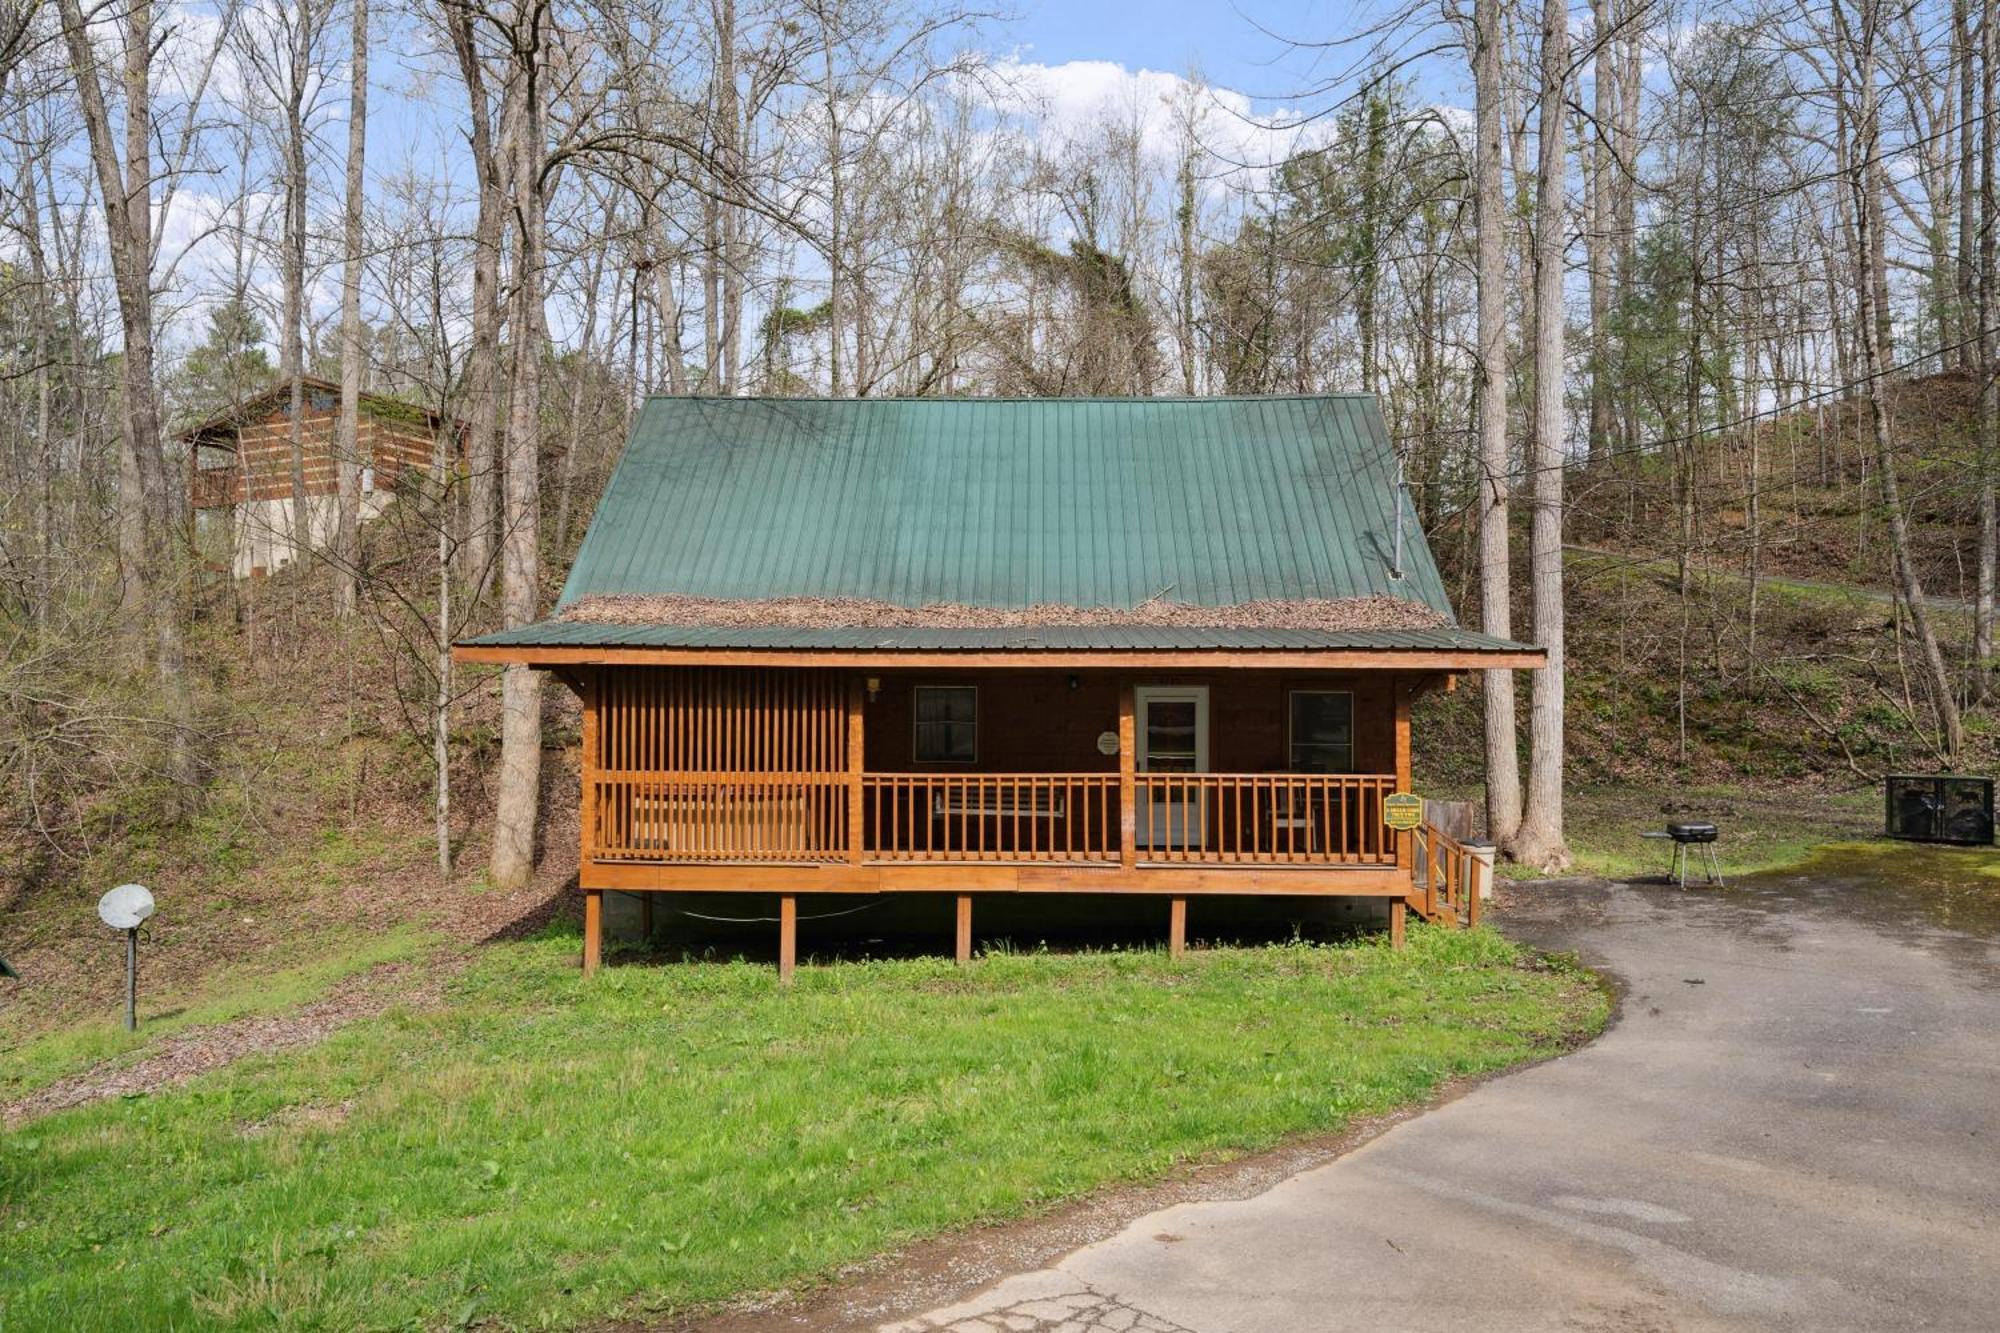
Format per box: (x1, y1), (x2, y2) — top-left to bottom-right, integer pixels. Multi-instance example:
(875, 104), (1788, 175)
(123, 927), (137, 1031)
(97, 883), (155, 1032)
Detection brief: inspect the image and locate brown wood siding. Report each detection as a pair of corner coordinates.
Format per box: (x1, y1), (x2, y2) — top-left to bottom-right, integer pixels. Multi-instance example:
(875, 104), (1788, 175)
(190, 404), (456, 507)
(861, 670), (1396, 775)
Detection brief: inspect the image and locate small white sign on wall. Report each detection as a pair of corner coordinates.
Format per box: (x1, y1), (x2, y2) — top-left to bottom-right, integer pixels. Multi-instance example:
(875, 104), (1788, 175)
(1096, 730), (1120, 756)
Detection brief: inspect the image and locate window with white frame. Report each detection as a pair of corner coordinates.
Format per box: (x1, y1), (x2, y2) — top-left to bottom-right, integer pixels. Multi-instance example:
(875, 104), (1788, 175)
(1288, 691), (1354, 773)
(913, 685), (978, 762)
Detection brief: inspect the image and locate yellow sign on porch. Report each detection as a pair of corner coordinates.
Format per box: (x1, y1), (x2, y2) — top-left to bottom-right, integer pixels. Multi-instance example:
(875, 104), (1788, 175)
(1383, 793), (1424, 831)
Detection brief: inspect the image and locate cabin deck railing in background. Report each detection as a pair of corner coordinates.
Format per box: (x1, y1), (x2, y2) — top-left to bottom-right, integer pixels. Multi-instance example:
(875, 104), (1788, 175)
(190, 466), (237, 510)
(589, 771), (1400, 868)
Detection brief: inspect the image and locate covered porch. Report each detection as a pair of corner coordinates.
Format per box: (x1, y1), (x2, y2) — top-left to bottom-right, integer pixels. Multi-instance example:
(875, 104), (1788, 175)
(501, 649), (1525, 975)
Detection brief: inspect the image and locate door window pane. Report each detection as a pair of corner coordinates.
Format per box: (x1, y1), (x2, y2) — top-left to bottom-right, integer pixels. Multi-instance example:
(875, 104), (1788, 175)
(914, 686), (977, 761)
(1145, 699), (1199, 772)
(1289, 691), (1353, 773)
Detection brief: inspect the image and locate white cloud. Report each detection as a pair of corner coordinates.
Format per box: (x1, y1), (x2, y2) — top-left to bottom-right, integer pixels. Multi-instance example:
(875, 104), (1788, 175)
(969, 57), (1314, 190)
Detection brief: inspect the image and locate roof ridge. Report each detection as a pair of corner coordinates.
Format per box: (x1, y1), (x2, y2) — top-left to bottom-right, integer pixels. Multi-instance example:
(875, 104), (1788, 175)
(637, 393), (1380, 404)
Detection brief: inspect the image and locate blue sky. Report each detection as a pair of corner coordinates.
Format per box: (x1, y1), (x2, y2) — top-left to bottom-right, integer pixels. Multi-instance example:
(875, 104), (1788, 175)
(1012, 0), (1285, 94)
(1008, 1), (1467, 114)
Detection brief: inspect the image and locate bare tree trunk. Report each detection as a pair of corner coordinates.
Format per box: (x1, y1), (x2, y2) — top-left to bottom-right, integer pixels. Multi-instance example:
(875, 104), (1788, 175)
(716, 0), (741, 394)
(1586, 0), (1616, 465)
(649, 209), (689, 393)
(1841, 0), (1964, 759)
(489, 10), (548, 893)
(1513, 0), (1571, 872)
(1956, 0), (1978, 369)
(1357, 95), (1385, 396)
(1867, 143), (1894, 366)
(56, 0), (195, 795)
(1978, 0), (1996, 697)
(21, 139), (56, 625)
(555, 231), (606, 552)
(1615, 3), (1642, 457)
(280, 24), (314, 571)
(702, 184), (721, 387)
(332, 0), (368, 617)
(1175, 111), (1200, 396)
(1747, 235), (1766, 661)
(448, 3), (504, 597)
(434, 415), (455, 881)
(1473, 0), (1522, 846)
(818, 8), (845, 396)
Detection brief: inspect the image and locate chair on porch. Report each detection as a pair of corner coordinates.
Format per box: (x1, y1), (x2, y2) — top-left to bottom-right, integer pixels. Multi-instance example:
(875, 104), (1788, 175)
(1267, 781), (1319, 855)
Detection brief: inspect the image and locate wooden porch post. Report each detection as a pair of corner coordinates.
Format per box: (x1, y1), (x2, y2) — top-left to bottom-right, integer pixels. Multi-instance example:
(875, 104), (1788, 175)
(582, 890), (603, 975)
(1389, 899), (1406, 949)
(846, 677), (865, 865)
(1168, 896), (1187, 957)
(580, 667), (599, 904)
(1424, 824), (1440, 921)
(1118, 682), (1137, 870)
(779, 895), (797, 984)
(954, 894), (973, 964)
(1393, 676), (1414, 878)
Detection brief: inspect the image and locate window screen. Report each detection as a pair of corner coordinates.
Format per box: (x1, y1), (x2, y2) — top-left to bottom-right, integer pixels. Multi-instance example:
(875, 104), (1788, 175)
(1288, 691), (1354, 773)
(914, 686), (977, 762)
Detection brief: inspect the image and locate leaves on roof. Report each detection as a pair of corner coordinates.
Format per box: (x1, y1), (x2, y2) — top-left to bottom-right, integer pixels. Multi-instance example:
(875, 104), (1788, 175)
(558, 593), (1450, 632)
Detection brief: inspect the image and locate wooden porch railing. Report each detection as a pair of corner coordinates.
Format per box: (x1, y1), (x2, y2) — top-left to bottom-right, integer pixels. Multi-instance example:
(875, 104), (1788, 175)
(863, 773), (1120, 862)
(1413, 821), (1483, 926)
(590, 770), (1401, 868)
(591, 772), (851, 862)
(1132, 773), (1398, 864)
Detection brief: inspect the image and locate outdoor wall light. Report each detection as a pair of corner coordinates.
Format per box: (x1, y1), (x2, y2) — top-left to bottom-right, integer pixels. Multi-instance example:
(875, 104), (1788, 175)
(865, 676), (881, 702)
(1067, 674), (1080, 690)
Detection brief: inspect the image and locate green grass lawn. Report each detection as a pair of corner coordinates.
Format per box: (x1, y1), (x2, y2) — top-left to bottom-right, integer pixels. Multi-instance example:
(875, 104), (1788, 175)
(1492, 783), (1883, 881)
(0, 926), (436, 1106)
(0, 925), (1603, 1330)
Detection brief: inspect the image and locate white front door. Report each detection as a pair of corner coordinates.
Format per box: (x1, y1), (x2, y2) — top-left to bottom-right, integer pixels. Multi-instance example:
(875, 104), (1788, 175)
(1135, 686), (1208, 849)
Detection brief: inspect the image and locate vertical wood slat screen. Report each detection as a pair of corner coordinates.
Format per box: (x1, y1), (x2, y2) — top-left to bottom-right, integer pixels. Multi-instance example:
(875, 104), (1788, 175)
(591, 667), (849, 862)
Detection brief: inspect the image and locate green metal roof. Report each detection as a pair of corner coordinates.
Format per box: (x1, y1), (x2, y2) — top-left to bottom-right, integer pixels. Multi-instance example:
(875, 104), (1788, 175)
(552, 395), (1453, 615)
(464, 623), (1535, 653)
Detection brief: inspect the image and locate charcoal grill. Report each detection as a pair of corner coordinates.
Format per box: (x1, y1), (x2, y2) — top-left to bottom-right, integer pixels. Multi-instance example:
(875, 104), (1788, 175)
(1640, 821), (1724, 888)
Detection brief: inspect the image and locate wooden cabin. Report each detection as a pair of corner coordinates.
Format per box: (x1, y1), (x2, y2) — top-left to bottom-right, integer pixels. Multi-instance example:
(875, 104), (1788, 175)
(455, 396), (1543, 974)
(182, 375), (460, 578)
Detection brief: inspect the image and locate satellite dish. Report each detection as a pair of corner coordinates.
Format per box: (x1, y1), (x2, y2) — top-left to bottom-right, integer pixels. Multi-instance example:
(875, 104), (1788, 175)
(98, 883), (156, 930)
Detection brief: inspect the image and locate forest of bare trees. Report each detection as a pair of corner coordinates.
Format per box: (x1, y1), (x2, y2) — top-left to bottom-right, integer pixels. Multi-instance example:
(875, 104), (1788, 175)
(0, 0), (1993, 888)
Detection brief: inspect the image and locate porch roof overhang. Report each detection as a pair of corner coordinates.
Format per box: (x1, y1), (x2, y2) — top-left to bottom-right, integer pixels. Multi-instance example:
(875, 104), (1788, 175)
(451, 621), (1546, 670)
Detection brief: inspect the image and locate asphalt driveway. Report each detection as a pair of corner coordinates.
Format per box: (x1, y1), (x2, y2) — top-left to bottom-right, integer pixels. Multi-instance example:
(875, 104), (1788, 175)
(883, 860), (2000, 1332)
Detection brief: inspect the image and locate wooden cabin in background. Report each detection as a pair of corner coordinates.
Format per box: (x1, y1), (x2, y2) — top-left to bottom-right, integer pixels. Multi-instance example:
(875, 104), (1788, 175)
(455, 396), (1544, 974)
(182, 375), (461, 578)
